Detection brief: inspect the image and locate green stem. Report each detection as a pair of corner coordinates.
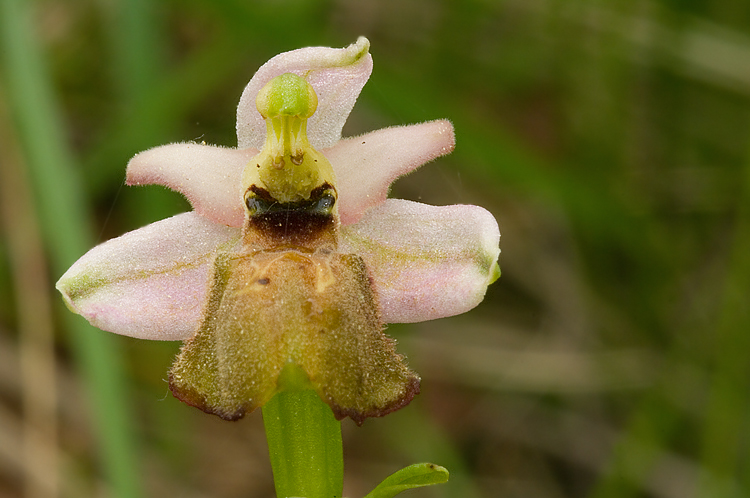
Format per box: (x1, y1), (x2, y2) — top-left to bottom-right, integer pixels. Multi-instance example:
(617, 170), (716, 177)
(262, 364), (343, 498)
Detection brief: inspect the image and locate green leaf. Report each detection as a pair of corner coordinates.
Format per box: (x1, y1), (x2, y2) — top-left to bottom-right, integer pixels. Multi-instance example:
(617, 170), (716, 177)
(364, 463), (449, 498)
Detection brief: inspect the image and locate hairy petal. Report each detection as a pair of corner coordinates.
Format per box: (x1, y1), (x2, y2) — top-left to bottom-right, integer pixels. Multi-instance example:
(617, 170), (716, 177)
(326, 120), (455, 225)
(237, 37), (372, 150)
(126, 143), (257, 228)
(340, 199), (500, 323)
(56, 213), (240, 340)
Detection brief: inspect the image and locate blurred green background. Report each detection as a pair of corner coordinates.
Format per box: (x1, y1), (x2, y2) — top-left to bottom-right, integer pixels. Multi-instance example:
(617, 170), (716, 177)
(1, 0), (750, 497)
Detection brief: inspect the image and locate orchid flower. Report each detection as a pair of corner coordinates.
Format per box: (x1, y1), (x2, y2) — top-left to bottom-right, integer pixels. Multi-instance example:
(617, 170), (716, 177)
(56, 37), (500, 425)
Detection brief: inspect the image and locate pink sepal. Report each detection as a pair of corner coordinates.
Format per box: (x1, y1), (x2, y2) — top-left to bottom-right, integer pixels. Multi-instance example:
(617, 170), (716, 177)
(340, 199), (500, 323)
(56, 213), (240, 340)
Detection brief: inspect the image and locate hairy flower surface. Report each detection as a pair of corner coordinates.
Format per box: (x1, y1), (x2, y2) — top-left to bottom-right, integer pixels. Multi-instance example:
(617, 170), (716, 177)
(57, 38), (500, 424)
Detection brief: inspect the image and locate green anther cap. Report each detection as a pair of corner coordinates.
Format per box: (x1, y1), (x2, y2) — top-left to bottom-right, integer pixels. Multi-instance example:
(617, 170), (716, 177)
(256, 73), (318, 120)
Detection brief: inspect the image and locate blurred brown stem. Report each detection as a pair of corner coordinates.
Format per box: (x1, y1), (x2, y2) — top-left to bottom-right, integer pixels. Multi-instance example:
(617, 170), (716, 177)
(0, 89), (59, 498)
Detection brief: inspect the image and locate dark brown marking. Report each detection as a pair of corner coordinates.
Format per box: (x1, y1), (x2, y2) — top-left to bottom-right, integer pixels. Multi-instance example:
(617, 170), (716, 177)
(245, 183), (337, 245)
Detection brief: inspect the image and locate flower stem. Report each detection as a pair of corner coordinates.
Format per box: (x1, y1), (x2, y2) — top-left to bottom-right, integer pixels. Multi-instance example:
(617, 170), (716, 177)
(262, 364), (343, 498)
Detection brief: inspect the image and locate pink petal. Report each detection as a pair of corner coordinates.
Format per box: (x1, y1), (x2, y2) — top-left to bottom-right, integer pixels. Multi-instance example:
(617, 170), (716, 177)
(126, 143), (257, 228)
(326, 120), (456, 225)
(340, 199), (500, 323)
(56, 213), (240, 340)
(236, 37), (372, 150)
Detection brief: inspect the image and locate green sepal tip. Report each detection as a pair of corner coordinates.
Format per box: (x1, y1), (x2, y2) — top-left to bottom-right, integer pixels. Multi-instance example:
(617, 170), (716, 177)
(489, 260), (501, 284)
